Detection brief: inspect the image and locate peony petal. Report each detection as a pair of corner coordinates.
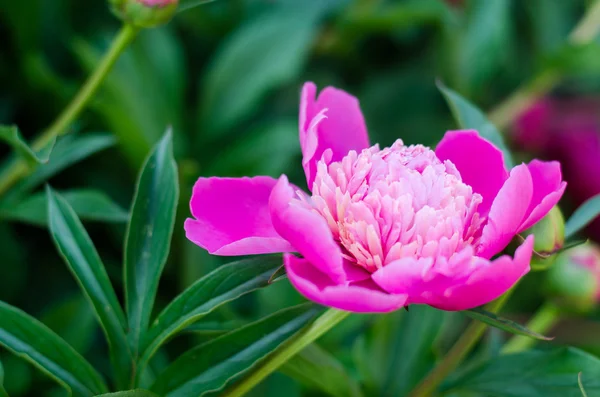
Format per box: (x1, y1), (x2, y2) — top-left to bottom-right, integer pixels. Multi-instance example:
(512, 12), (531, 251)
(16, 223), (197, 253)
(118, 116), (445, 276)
(435, 130), (509, 215)
(185, 176), (294, 256)
(518, 160), (567, 231)
(371, 256), (434, 297)
(285, 255), (407, 313)
(477, 164), (533, 259)
(299, 82), (370, 190)
(269, 175), (346, 284)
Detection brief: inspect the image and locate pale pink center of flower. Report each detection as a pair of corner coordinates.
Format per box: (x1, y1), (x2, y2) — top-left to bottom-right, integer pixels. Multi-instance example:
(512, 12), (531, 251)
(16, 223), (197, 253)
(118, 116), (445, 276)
(304, 140), (484, 273)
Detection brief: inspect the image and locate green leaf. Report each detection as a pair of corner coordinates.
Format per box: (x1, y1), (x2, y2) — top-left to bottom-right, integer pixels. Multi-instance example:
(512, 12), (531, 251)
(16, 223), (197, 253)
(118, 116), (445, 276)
(0, 125), (54, 167)
(579, 372), (589, 397)
(1, 189), (128, 226)
(46, 187), (133, 388)
(565, 193), (600, 239)
(138, 256), (284, 373)
(0, 301), (108, 396)
(465, 307), (553, 341)
(178, 0), (217, 12)
(150, 304), (321, 396)
(125, 130), (179, 355)
(442, 347), (600, 396)
(547, 42), (600, 76)
(0, 358), (7, 397)
(95, 390), (160, 397)
(281, 343), (362, 397)
(199, 2), (327, 134)
(437, 82), (514, 168)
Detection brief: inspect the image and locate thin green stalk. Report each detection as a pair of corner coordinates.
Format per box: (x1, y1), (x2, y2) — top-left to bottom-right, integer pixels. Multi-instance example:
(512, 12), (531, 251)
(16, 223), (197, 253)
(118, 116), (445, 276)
(0, 24), (139, 196)
(488, 0), (600, 129)
(222, 308), (350, 397)
(501, 302), (560, 354)
(407, 291), (513, 397)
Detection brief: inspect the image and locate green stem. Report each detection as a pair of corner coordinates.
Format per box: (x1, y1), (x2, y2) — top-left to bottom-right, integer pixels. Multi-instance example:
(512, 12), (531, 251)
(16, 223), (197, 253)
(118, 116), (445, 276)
(408, 290), (513, 397)
(488, 0), (600, 129)
(0, 24), (139, 197)
(222, 308), (350, 397)
(501, 302), (560, 355)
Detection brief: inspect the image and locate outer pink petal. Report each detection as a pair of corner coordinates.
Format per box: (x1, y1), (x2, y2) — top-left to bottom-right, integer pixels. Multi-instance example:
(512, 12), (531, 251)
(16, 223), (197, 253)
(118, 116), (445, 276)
(435, 130), (509, 215)
(184, 176), (294, 256)
(477, 164), (534, 259)
(285, 255), (407, 313)
(518, 160), (567, 231)
(269, 175), (346, 284)
(300, 82), (370, 190)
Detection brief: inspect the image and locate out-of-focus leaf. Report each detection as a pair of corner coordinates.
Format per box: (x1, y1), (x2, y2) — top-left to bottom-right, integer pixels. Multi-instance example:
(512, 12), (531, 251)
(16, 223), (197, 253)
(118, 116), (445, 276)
(281, 344), (362, 397)
(199, 2), (328, 134)
(47, 187), (133, 387)
(139, 256), (283, 372)
(0, 125), (54, 167)
(579, 372), (589, 397)
(437, 82), (514, 167)
(547, 42), (600, 76)
(0, 357), (7, 397)
(0, 301), (108, 396)
(565, 193), (600, 239)
(354, 305), (446, 397)
(465, 308), (553, 341)
(125, 130), (179, 356)
(442, 348), (600, 396)
(178, 0), (218, 12)
(150, 304), (321, 396)
(525, 0), (578, 54)
(0, 189), (128, 226)
(95, 391), (160, 397)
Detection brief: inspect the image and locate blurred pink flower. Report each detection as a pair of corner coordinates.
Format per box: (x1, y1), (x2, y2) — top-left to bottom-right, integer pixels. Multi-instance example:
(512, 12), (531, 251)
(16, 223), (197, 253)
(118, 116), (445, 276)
(185, 83), (565, 313)
(140, 0), (175, 6)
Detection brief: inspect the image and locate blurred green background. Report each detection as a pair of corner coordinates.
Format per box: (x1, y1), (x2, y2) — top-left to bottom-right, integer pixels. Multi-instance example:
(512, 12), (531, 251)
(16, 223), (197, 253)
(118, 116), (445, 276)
(1, 0), (600, 395)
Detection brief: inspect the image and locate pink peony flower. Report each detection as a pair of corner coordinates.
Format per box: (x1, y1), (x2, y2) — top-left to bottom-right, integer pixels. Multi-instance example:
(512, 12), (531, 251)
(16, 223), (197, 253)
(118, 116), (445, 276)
(185, 83), (566, 313)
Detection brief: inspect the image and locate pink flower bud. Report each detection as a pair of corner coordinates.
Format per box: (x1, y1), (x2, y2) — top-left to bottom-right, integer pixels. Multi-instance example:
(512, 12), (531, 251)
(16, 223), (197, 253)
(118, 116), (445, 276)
(109, 0), (178, 28)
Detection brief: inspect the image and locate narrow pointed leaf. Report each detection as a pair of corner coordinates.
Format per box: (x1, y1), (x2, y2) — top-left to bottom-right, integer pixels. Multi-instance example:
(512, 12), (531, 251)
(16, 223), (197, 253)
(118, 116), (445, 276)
(0, 125), (54, 167)
(1, 189), (128, 226)
(437, 82), (514, 168)
(46, 187), (133, 387)
(565, 193), (600, 239)
(465, 307), (553, 341)
(125, 130), (179, 354)
(139, 256), (284, 372)
(150, 304), (321, 396)
(579, 372), (589, 397)
(0, 301), (108, 396)
(95, 390), (160, 397)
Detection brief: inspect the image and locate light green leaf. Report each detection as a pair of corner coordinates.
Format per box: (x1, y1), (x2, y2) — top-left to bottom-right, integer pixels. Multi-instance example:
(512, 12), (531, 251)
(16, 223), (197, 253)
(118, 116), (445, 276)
(282, 344), (362, 397)
(199, 2), (327, 134)
(138, 256), (284, 375)
(46, 187), (133, 388)
(565, 193), (600, 239)
(1, 189), (128, 226)
(442, 347), (600, 396)
(0, 301), (108, 396)
(465, 307), (553, 341)
(95, 390), (160, 397)
(0, 125), (54, 167)
(125, 130), (179, 356)
(150, 304), (321, 396)
(437, 82), (514, 168)
(579, 372), (589, 397)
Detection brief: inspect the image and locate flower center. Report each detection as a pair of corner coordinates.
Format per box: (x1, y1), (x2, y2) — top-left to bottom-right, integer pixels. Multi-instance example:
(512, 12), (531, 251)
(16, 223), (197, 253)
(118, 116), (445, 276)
(308, 139), (484, 273)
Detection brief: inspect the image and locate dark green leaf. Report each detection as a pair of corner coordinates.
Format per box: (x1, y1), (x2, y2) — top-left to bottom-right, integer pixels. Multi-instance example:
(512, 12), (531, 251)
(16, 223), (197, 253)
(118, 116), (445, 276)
(442, 347), (600, 397)
(565, 193), (600, 239)
(437, 82), (514, 168)
(47, 187), (133, 387)
(465, 307), (552, 341)
(138, 256), (283, 374)
(199, 2), (327, 133)
(0, 125), (54, 167)
(0, 358), (7, 397)
(281, 343), (362, 397)
(178, 0), (217, 12)
(1, 189), (128, 226)
(150, 304), (321, 396)
(95, 390), (160, 397)
(0, 301), (108, 396)
(125, 130), (179, 355)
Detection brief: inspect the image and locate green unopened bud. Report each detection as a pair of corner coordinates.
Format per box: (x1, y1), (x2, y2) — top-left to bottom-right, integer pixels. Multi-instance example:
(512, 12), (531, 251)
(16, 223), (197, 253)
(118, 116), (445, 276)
(522, 206), (565, 270)
(544, 242), (600, 314)
(110, 0), (178, 28)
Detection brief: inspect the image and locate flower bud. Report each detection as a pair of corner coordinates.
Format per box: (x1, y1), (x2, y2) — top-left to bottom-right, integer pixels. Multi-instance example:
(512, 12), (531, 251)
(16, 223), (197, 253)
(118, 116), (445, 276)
(522, 205), (565, 270)
(545, 243), (600, 314)
(109, 0), (178, 28)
